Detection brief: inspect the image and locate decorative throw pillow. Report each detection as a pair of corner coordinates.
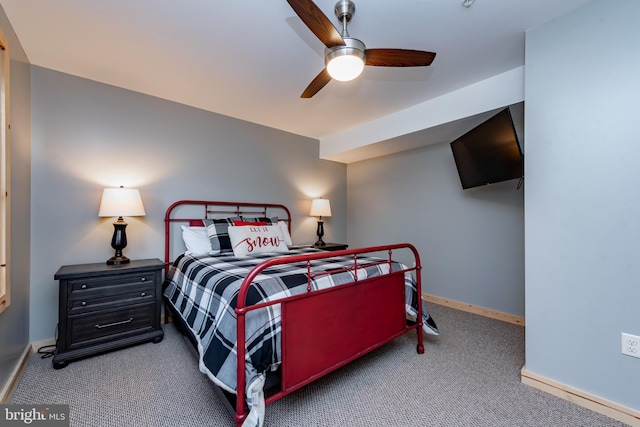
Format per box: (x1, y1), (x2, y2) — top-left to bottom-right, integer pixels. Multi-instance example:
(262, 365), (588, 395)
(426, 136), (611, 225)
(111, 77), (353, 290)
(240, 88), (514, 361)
(203, 218), (239, 253)
(228, 224), (289, 257)
(239, 217), (292, 246)
(181, 226), (211, 254)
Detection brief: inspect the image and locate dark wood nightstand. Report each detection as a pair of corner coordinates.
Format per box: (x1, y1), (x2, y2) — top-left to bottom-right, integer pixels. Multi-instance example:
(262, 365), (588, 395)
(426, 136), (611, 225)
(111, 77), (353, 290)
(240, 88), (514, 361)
(52, 258), (164, 369)
(314, 243), (348, 251)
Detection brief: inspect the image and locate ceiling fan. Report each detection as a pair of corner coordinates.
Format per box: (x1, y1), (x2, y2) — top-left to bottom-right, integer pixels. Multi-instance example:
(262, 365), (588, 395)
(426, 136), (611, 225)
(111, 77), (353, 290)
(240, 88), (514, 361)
(286, 0), (437, 98)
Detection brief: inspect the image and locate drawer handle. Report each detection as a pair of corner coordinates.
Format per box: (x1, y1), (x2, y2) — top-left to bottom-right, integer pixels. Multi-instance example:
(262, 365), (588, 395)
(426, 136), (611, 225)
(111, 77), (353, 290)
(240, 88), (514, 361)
(95, 317), (134, 329)
(81, 301), (87, 306)
(140, 292), (146, 297)
(81, 284), (88, 290)
(140, 277), (146, 282)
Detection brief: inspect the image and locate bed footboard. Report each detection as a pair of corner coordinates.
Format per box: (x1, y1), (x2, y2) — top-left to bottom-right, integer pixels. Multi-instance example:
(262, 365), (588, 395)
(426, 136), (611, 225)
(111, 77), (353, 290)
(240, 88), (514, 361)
(234, 244), (423, 426)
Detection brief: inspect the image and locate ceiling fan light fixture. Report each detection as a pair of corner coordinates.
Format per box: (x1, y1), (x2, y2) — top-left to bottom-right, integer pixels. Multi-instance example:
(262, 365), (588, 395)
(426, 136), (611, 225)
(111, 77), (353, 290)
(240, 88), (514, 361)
(326, 53), (365, 81)
(325, 37), (366, 81)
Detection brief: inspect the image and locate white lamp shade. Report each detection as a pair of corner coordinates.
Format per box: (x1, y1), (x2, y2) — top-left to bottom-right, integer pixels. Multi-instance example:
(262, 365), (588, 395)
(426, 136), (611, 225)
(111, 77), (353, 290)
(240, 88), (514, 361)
(98, 187), (146, 217)
(309, 198), (332, 217)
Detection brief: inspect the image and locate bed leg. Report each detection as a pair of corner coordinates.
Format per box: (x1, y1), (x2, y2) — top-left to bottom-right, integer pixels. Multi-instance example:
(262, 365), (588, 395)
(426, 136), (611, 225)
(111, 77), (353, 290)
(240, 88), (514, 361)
(417, 328), (424, 354)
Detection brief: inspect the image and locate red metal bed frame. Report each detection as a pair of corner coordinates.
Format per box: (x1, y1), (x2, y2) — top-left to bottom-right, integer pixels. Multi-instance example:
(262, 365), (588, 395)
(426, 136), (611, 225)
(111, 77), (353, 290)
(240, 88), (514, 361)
(164, 200), (424, 426)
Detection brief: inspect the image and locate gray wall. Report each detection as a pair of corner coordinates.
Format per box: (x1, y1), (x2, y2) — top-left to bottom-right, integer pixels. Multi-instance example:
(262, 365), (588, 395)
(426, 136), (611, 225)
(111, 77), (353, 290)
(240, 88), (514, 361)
(347, 133), (525, 317)
(525, 0), (639, 410)
(30, 67), (346, 341)
(0, 6), (31, 395)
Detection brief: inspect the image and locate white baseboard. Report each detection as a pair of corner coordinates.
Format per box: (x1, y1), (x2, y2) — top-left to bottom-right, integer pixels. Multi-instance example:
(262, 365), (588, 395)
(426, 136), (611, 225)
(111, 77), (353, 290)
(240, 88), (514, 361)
(425, 295), (638, 425)
(521, 367), (640, 427)
(423, 293), (525, 326)
(0, 343), (32, 404)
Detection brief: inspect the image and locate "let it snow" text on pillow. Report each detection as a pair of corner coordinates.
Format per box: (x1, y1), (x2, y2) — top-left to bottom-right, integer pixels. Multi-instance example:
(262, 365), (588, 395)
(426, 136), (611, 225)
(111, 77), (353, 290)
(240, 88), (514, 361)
(228, 224), (289, 257)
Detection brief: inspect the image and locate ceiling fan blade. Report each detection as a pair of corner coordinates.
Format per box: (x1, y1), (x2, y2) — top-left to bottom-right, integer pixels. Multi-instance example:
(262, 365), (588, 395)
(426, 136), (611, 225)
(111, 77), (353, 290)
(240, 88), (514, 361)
(287, 0), (345, 48)
(301, 69), (332, 98)
(365, 49), (436, 67)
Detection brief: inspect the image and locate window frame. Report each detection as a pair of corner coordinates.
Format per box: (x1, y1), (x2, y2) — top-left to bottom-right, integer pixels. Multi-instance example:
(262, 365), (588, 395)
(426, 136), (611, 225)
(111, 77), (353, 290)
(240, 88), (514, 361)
(0, 29), (10, 314)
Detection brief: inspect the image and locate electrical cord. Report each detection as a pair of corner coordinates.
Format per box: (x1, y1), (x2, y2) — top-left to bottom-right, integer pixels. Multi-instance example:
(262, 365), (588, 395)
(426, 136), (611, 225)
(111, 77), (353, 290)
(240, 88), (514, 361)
(37, 324), (58, 359)
(37, 345), (56, 359)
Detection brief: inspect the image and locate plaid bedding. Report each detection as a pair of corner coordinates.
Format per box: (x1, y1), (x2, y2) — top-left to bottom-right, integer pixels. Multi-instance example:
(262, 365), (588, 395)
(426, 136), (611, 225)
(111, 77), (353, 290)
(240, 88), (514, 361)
(162, 248), (431, 425)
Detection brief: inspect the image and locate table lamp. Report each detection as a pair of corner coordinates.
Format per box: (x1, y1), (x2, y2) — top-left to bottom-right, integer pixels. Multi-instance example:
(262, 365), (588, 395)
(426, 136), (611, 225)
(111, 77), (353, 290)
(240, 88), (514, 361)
(98, 187), (146, 265)
(309, 198), (331, 247)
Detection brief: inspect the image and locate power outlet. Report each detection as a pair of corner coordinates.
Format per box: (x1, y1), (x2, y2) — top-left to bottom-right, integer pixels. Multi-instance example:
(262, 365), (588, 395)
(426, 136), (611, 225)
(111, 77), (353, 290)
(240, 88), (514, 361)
(621, 333), (640, 359)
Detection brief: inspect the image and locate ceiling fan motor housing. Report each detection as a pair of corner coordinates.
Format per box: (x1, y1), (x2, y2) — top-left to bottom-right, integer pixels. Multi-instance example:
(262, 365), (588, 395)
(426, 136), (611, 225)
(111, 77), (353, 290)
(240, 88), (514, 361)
(325, 37), (365, 64)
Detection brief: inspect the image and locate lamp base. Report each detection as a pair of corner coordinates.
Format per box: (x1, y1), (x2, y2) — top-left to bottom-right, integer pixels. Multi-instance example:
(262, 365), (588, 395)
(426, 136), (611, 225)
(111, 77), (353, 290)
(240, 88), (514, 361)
(314, 219), (326, 248)
(107, 219), (130, 265)
(106, 255), (130, 265)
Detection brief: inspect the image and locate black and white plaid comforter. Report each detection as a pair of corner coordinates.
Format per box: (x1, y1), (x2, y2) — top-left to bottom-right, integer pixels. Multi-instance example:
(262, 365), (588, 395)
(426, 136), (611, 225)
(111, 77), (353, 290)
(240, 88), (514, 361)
(163, 248), (427, 396)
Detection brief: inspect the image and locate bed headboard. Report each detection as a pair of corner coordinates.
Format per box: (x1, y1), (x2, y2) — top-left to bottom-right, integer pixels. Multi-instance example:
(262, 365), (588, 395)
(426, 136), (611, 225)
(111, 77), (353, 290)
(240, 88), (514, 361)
(164, 200), (292, 270)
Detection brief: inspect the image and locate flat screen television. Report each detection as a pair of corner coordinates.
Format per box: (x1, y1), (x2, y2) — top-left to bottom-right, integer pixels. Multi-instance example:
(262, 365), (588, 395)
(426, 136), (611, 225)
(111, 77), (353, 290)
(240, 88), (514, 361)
(450, 108), (523, 190)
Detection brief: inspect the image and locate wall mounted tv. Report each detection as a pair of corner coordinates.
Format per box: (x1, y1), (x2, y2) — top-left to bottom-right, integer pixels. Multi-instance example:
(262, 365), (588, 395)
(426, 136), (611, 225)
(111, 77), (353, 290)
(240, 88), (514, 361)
(450, 108), (523, 190)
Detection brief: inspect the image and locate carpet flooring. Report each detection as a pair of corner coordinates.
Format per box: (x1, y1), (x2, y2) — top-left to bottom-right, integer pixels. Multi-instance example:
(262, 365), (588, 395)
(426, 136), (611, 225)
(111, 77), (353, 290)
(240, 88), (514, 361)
(10, 304), (628, 426)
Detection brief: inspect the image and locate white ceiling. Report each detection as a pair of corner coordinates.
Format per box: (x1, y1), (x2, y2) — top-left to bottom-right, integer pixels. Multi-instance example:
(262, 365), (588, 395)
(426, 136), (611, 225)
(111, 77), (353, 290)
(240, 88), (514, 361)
(0, 0), (593, 158)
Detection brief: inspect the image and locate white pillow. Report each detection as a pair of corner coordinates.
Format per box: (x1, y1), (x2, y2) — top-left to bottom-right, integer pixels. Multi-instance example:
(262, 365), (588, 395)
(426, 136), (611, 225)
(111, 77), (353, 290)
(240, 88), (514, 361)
(181, 226), (212, 254)
(278, 221), (293, 246)
(228, 224), (289, 257)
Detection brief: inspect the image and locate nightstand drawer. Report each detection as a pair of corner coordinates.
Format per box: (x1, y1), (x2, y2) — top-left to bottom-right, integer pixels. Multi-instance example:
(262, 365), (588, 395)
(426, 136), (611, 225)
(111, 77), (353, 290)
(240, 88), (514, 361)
(68, 303), (155, 349)
(69, 271), (156, 295)
(68, 284), (155, 314)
